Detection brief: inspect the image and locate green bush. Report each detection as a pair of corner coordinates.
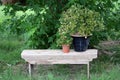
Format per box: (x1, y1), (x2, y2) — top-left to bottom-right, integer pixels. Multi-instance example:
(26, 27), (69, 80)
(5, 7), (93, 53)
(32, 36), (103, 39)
(59, 4), (104, 37)
(0, 0), (119, 48)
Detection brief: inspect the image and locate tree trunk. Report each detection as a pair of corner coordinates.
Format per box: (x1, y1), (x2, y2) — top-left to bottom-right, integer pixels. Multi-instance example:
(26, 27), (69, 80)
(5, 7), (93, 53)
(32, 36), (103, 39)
(1, 0), (18, 4)
(1, 0), (26, 5)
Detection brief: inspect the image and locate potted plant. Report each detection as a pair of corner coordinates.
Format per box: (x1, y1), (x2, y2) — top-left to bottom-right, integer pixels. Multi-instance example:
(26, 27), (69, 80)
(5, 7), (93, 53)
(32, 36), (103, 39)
(59, 4), (104, 52)
(56, 25), (72, 53)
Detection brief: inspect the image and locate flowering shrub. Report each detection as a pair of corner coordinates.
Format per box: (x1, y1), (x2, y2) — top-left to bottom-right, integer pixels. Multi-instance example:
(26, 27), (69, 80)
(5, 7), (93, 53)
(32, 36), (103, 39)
(59, 4), (104, 37)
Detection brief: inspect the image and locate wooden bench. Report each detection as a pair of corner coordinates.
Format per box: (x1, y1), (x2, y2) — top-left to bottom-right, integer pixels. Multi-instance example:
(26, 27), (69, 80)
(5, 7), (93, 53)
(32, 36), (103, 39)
(21, 49), (97, 79)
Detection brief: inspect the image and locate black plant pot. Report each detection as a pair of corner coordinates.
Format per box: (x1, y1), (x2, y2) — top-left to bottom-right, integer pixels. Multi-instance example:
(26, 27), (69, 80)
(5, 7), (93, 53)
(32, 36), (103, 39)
(72, 36), (90, 52)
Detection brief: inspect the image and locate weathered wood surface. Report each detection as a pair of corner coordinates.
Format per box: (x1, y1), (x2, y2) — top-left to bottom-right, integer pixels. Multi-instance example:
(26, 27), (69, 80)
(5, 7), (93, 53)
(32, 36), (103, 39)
(21, 49), (97, 64)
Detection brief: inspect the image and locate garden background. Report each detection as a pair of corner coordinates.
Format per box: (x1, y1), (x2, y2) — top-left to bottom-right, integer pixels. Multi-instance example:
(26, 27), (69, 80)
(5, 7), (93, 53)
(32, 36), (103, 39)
(0, 0), (120, 80)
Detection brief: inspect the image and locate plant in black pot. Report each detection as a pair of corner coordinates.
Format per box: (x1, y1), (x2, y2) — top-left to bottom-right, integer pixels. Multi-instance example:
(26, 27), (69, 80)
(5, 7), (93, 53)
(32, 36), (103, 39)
(59, 4), (104, 52)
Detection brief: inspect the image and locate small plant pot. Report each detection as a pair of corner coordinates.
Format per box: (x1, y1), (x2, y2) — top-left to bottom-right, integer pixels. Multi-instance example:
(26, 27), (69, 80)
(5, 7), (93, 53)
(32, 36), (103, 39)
(72, 36), (90, 52)
(62, 45), (70, 53)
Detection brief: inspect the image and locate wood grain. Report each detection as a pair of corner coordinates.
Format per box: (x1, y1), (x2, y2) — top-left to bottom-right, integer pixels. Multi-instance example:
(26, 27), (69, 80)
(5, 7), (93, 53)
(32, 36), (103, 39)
(21, 49), (97, 64)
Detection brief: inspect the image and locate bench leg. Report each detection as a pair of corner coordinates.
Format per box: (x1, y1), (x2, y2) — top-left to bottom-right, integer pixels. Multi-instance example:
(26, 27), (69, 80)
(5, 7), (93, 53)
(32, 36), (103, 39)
(28, 63), (32, 77)
(87, 63), (90, 80)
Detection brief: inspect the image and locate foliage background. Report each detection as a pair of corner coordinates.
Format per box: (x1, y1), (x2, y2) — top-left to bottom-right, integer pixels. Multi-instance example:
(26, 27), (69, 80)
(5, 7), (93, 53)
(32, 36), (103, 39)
(0, 0), (120, 49)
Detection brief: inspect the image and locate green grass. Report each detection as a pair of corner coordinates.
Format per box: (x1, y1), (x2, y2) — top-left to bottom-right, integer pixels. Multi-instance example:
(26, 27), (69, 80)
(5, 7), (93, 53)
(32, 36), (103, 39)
(0, 35), (25, 65)
(0, 64), (120, 80)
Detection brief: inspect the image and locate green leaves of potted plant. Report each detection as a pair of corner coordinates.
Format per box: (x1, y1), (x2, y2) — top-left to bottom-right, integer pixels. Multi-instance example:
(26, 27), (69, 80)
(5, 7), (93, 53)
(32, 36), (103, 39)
(56, 24), (72, 53)
(59, 4), (104, 52)
(57, 35), (72, 53)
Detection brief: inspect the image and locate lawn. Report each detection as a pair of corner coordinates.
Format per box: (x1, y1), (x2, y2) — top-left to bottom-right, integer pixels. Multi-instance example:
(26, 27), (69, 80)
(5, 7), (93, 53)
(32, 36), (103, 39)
(0, 63), (120, 80)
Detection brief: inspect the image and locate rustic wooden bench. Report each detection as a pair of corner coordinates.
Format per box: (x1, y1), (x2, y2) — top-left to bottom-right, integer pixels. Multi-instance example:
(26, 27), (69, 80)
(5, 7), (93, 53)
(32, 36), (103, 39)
(21, 49), (97, 79)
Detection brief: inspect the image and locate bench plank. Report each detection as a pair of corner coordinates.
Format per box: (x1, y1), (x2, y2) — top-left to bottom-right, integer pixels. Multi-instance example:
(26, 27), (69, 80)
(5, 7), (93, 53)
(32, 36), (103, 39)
(21, 49), (97, 64)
